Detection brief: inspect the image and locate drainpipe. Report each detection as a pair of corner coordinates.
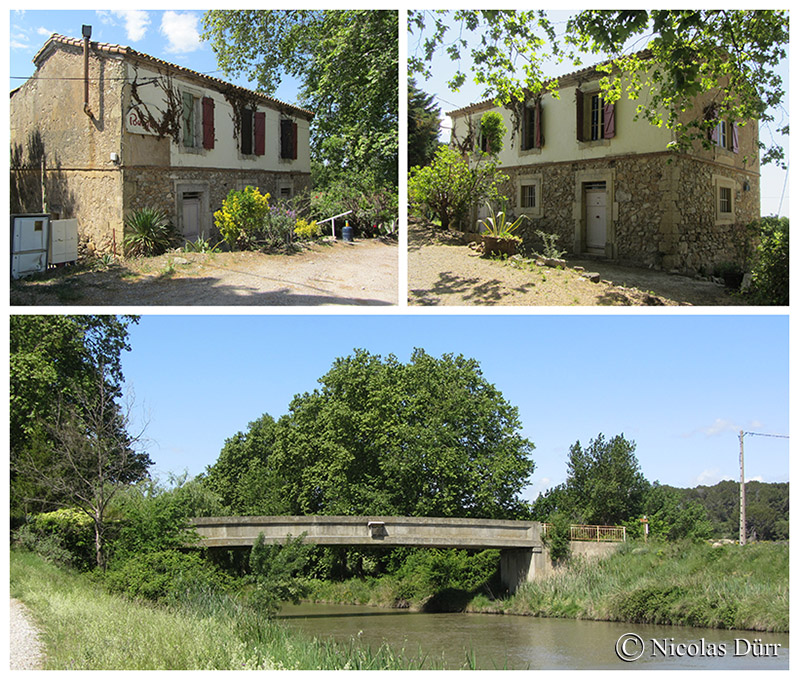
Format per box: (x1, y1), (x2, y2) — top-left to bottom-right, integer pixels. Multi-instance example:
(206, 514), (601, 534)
(82, 24), (94, 119)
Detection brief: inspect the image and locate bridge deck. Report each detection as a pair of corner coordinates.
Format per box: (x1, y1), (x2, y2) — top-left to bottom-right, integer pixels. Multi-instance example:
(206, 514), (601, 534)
(190, 515), (543, 550)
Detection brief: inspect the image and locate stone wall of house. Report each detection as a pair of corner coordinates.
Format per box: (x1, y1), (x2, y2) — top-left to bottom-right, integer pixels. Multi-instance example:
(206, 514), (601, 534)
(502, 152), (759, 274)
(122, 167), (313, 241)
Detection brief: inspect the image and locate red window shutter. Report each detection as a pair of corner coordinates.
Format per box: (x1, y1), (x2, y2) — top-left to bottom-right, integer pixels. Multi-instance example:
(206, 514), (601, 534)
(202, 97), (215, 150)
(534, 99), (543, 148)
(576, 89), (585, 142)
(254, 111), (265, 156)
(292, 121), (298, 160)
(603, 101), (615, 139)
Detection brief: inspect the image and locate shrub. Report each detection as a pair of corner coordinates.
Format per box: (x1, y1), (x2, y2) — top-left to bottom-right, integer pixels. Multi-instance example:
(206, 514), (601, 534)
(103, 549), (231, 603)
(13, 523), (78, 568)
(310, 180), (398, 238)
(749, 216), (789, 305)
(408, 145), (508, 231)
(479, 111), (506, 155)
(214, 186), (272, 250)
(123, 207), (176, 256)
(13, 508), (97, 570)
(543, 511), (572, 564)
(247, 533), (314, 616)
(294, 217), (322, 240)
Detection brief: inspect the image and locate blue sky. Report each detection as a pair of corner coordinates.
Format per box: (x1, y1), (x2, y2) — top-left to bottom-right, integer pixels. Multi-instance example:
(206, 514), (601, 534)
(9, 9), (303, 106)
(409, 9), (791, 218)
(120, 314), (789, 501)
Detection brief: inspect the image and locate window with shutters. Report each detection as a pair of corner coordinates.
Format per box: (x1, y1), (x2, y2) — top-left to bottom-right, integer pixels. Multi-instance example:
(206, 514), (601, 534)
(576, 89), (615, 143)
(240, 108), (266, 157)
(181, 93), (215, 151)
(713, 174), (736, 225)
(712, 119), (739, 153)
(280, 118), (298, 160)
(520, 99), (543, 152)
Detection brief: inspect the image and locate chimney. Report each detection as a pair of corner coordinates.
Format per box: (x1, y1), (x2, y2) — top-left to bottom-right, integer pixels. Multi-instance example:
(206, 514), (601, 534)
(82, 24), (94, 119)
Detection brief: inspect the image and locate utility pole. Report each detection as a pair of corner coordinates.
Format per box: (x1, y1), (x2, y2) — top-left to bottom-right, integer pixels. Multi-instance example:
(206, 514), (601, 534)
(739, 430), (746, 545)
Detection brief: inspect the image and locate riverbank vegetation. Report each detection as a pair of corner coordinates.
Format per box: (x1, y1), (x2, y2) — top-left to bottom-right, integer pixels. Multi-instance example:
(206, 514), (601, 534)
(10, 550), (428, 670)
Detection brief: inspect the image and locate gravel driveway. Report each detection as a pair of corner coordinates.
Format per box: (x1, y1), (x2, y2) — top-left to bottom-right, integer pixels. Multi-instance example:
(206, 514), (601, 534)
(10, 598), (44, 670)
(408, 221), (740, 306)
(11, 239), (398, 306)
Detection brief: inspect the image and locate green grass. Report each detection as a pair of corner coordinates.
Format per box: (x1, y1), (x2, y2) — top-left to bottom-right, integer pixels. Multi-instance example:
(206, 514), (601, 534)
(308, 541), (788, 633)
(488, 541), (789, 632)
(10, 551), (426, 670)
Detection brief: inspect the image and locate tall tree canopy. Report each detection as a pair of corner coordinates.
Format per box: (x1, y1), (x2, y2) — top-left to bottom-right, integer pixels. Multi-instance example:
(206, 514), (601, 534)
(408, 77), (441, 169)
(205, 349), (535, 519)
(409, 10), (788, 165)
(10, 315), (141, 518)
(203, 10), (399, 187)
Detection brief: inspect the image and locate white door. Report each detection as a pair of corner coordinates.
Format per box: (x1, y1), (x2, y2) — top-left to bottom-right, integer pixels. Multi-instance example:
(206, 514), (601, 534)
(585, 187), (607, 250)
(182, 195), (202, 242)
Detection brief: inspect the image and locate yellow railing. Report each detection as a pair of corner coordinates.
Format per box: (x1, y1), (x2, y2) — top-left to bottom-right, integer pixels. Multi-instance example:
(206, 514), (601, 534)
(543, 523), (626, 542)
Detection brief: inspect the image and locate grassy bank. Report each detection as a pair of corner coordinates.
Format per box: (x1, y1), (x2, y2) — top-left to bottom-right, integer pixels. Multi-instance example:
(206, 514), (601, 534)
(10, 550), (424, 670)
(308, 541), (789, 632)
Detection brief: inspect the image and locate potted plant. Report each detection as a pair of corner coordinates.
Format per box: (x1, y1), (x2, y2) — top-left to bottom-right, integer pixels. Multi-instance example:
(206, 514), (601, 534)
(479, 203), (528, 257)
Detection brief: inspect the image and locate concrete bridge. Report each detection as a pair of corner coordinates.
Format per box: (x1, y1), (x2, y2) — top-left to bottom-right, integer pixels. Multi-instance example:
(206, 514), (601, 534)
(190, 515), (549, 593)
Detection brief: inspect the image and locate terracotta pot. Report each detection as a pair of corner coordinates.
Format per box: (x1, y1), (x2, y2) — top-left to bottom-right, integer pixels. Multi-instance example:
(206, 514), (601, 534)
(482, 235), (520, 257)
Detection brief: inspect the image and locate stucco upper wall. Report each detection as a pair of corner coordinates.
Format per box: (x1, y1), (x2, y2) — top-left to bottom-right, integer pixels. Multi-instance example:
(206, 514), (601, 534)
(10, 42), (126, 170)
(449, 74), (758, 171)
(122, 64), (311, 173)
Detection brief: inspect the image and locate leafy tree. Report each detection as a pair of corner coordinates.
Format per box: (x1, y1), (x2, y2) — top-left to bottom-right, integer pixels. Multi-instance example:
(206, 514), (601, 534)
(748, 216), (789, 305)
(409, 10), (788, 165)
(642, 484), (713, 541)
(209, 349), (535, 520)
(10, 315), (138, 519)
(247, 533), (313, 615)
(15, 368), (152, 569)
(564, 433), (649, 526)
(408, 77), (441, 168)
(408, 145), (508, 230)
(479, 111), (506, 155)
(203, 10), (398, 187)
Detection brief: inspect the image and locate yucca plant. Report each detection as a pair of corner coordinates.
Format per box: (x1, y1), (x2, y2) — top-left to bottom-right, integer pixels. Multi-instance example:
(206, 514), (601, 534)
(479, 202), (528, 238)
(123, 207), (176, 256)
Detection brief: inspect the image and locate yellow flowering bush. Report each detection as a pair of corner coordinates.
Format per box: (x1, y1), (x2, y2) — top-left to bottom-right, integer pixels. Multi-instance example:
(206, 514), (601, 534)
(214, 186), (271, 249)
(294, 217), (321, 240)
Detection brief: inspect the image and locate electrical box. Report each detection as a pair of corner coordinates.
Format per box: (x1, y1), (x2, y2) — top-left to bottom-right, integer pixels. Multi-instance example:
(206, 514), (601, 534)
(11, 214), (50, 278)
(49, 219), (79, 265)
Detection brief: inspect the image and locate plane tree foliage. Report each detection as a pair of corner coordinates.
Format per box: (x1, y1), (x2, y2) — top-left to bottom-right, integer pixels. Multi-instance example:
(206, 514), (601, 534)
(204, 349), (536, 520)
(202, 10), (398, 187)
(408, 10), (788, 165)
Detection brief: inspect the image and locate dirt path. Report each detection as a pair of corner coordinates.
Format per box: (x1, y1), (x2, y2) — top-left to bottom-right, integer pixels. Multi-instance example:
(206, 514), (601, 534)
(10, 598), (45, 670)
(408, 221), (740, 306)
(11, 239), (398, 306)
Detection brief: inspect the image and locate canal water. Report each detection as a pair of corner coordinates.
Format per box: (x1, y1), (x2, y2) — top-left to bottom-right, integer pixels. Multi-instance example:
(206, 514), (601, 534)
(278, 603), (789, 670)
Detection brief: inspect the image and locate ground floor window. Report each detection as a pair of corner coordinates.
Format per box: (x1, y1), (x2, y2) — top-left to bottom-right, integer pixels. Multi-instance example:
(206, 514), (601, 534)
(713, 174), (736, 225)
(516, 173), (542, 218)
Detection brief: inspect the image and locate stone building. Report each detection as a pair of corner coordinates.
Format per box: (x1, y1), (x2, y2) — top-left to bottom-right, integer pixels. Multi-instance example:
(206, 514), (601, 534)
(10, 30), (313, 255)
(448, 59), (760, 274)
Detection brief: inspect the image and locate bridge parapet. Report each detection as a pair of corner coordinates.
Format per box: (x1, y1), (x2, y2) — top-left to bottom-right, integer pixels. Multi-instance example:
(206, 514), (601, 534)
(190, 515), (543, 550)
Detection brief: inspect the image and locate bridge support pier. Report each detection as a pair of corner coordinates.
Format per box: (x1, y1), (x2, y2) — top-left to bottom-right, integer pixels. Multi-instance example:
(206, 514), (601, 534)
(500, 547), (546, 594)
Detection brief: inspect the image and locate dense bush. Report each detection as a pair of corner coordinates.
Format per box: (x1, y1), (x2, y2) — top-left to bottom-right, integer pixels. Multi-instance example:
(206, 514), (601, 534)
(14, 508), (96, 570)
(103, 549), (233, 603)
(543, 511), (572, 563)
(247, 533), (314, 615)
(309, 179), (398, 238)
(748, 216), (789, 305)
(392, 548), (500, 605)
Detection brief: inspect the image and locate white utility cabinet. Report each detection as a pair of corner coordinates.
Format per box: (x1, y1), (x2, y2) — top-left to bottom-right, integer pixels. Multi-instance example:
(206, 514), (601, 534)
(49, 219), (79, 265)
(11, 214), (50, 279)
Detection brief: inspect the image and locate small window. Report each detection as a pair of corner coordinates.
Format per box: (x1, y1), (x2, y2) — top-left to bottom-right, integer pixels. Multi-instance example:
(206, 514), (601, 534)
(241, 109), (254, 155)
(241, 109), (265, 156)
(521, 184), (536, 208)
(590, 94), (603, 141)
(280, 119), (298, 160)
(576, 89), (615, 142)
(182, 92), (198, 147)
(719, 186), (732, 214)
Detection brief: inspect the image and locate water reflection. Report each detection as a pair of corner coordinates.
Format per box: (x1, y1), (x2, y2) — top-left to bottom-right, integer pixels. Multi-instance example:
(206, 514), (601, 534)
(278, 603), (789, 670)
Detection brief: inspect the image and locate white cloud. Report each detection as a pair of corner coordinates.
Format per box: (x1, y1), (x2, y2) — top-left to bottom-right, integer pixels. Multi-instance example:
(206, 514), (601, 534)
(112, 11), (151, 42)
(690, 469), (723, 486)
(159, 11), (201, 54)
(36, 27), (53, 37)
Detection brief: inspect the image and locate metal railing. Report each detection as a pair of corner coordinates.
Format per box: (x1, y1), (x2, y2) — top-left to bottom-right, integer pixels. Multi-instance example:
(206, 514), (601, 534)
(315, 210), (352, 239)
(543, 523), (626, 542)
